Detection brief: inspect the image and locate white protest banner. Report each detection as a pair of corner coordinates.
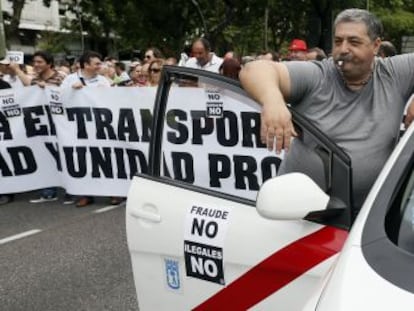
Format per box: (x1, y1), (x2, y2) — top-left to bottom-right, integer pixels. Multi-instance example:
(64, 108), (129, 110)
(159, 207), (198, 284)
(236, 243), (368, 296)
(54, 86), (156, 196)
(0, 86), (155, 196)
(0, 87), (61, 192)
(161, 87), (283, 201)
(0, 86), (282, 198)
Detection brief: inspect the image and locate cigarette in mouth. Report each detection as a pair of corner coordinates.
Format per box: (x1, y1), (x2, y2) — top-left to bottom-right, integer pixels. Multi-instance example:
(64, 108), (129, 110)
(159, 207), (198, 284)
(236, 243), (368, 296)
(337, 60), (343, 66)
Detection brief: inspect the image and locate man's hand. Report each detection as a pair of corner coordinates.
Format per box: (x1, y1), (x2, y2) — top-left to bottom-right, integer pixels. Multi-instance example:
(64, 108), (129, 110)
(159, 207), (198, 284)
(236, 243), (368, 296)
(72, 82), (84, 89)
(261, 102), (297, 154)
(239, 60), (294, 154)
(7, 62), (20, 74)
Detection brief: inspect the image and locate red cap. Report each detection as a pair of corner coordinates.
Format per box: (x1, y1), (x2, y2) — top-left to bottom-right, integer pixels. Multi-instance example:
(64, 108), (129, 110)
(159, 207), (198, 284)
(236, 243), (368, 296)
(289, 39), (307, 51)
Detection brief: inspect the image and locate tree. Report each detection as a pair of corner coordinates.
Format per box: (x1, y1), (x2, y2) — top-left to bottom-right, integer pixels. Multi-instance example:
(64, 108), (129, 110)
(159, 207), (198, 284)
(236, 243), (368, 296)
(306, 0), (332, 53)
(376, 10), (414, 52)
(7, 0), (414, 59)
(5, 0), (55, 46)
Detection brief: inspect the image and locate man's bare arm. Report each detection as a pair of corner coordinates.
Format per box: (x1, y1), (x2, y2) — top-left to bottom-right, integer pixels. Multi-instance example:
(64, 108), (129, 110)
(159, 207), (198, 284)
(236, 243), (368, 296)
(8, 62), (32, 86)
(239, 60), (296, 154)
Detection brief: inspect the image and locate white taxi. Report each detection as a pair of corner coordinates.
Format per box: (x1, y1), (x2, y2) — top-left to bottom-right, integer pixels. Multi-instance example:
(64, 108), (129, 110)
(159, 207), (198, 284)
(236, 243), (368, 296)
(126, 66), (414, 310)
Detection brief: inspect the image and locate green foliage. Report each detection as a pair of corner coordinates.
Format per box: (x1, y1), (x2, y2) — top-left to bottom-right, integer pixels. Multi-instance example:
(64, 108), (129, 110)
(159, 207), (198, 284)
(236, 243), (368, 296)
(6, 0), (414, 57)
(374, 7), (414, 50)
(36, 30), (69, 53)
(0, 0), (339, 55)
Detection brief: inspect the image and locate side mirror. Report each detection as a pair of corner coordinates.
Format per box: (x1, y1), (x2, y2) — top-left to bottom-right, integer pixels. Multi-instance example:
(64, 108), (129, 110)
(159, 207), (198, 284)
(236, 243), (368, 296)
(256, 173), (329, 220)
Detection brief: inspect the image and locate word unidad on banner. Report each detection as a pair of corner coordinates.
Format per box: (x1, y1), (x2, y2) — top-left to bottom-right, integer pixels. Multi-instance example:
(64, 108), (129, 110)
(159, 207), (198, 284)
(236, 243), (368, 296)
(0, 106), (152, 177)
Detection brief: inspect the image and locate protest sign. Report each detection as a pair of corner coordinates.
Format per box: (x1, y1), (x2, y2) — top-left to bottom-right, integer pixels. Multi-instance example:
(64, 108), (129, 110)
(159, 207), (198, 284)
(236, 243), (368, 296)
(0, 86), (281, 198)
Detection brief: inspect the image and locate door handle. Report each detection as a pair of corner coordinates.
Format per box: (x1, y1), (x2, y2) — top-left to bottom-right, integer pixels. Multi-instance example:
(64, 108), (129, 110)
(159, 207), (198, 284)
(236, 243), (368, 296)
(129, 207), (161, 223)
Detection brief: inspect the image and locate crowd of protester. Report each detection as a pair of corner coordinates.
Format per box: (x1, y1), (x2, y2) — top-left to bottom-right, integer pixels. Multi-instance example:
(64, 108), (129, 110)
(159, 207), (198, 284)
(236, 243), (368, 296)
(0, 36), (398, 207)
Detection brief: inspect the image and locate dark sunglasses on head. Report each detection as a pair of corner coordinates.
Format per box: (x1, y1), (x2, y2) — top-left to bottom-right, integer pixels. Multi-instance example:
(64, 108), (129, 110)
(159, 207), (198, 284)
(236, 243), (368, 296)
(150, 68), (161, 73)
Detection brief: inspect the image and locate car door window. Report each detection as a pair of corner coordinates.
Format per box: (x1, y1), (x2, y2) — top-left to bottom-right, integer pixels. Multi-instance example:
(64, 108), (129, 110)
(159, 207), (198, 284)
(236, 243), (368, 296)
(397, 171), (414, 252)
(384, 161), (414, 253)
(149, 66), (354, 228)
(157, 77), (282, 201)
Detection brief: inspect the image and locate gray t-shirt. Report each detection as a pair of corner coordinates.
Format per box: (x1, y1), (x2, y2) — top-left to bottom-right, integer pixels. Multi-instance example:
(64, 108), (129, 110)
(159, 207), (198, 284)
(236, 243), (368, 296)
(282, 55), (414, 209)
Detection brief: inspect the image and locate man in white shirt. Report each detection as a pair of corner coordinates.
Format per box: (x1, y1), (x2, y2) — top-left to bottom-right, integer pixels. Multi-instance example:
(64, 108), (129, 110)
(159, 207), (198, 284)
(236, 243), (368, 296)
(61, 51), (110, 208)
(184, 38), (223, 73)
(61, 50), (111, 89)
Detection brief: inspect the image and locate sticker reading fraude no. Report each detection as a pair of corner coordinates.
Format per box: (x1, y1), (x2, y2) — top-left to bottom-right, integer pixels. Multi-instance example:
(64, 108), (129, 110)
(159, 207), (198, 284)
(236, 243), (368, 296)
(184, 205), (232, 285)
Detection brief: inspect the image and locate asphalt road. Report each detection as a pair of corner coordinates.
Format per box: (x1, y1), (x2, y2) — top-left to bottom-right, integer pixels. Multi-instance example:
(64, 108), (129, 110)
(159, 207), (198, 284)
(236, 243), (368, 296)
(0, 191), (139, 311)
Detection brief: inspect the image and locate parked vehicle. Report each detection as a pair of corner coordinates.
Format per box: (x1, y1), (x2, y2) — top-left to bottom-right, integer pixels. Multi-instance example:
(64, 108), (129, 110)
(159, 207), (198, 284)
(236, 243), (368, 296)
(126, 66), (414, 310)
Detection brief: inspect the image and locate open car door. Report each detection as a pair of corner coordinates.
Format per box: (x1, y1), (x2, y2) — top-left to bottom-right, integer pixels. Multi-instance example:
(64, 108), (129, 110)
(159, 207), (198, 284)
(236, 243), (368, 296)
(126, 66), (354, 310)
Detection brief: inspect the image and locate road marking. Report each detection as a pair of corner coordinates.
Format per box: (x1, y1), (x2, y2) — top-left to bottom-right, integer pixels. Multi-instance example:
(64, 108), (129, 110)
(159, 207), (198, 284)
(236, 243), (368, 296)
(0, 229), (42, 245)
(93, 203), (124, 214)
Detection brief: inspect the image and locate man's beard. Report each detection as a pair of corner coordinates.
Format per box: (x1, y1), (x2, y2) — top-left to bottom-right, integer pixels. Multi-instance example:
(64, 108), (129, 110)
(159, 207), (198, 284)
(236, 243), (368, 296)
(197, 58), (208, 67)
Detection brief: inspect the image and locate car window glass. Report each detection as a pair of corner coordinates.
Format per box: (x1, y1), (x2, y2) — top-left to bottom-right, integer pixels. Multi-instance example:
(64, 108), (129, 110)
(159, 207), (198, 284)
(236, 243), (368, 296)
(393, 167), (414, 253)
(382, 158), (414, 253)
(159, 76), (283, 200)
(152, 68), (353, 228)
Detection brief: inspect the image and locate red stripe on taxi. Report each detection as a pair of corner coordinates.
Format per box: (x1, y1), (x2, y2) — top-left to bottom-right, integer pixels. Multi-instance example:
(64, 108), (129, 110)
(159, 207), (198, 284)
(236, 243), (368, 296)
(193, 226), (348, 310)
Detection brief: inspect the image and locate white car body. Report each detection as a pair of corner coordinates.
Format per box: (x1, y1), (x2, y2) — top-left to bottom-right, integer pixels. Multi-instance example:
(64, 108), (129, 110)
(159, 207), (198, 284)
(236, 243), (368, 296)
(126, 66), (414, 310)
(127, 172), (346, 310)
(306, 116), (414, 310)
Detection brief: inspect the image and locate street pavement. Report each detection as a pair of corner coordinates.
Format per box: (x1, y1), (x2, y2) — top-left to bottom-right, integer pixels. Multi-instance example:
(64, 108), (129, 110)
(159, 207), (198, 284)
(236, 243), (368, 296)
(0, 191), (139, 311)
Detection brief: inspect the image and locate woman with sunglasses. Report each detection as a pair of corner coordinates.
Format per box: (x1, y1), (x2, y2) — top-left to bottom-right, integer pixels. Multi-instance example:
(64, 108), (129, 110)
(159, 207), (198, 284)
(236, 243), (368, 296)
(148, 59), (165, 87)
(144, 47), (163, 64)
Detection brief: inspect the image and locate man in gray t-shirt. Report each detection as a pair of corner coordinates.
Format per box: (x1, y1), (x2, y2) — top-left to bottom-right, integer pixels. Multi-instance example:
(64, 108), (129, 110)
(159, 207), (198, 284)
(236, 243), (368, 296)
(240, 9), (414, 210)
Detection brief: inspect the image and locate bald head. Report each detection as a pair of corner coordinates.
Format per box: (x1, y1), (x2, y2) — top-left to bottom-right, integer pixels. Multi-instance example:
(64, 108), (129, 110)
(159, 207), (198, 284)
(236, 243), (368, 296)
(192, 38), (211, 66)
